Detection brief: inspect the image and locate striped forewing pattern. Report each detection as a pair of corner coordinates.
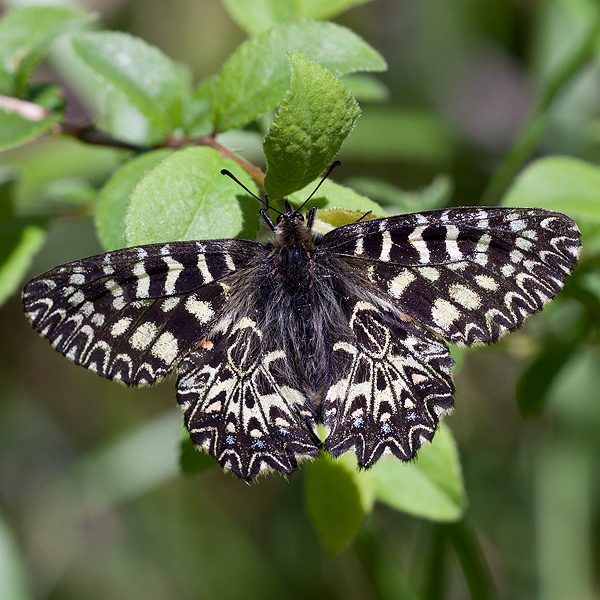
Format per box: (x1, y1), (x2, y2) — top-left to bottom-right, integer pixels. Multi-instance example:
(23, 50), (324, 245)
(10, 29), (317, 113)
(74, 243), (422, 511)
(23, 206), (580, 479)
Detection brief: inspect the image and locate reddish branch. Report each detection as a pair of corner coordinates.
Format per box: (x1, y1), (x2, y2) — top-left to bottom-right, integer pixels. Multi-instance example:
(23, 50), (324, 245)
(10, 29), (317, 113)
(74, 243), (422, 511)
(1, 94), (265, 183)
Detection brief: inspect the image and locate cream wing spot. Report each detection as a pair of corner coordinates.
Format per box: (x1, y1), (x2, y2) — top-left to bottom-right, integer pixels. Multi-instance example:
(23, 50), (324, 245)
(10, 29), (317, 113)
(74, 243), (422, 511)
(133, 263), (150, 298)
(379, 231), (392, 261)
(431, 299), (460, 330)
(449, 284), (481, 310)
(388, 269), (415, 299)
(130, 322), (158, 350)
(408, 226), (430, 263)
(419, 267), (440, 281)
(185, 296), (215, 324)
(151, 332), (179, 364)
(197, 254), (214, 283)
(163, 256), (183, 294)
(111, 317), (132, 337)
(475, 275), (498, 291)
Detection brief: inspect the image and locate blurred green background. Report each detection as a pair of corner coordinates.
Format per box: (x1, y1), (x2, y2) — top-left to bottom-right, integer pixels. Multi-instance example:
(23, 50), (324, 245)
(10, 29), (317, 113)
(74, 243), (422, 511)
(1, 0), (600, 598)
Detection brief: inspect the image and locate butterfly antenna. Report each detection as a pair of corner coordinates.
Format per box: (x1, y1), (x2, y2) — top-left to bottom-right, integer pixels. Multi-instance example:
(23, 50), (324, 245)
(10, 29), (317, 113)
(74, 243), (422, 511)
(296, 161), (341, 214)
(220, 169), (282, 215)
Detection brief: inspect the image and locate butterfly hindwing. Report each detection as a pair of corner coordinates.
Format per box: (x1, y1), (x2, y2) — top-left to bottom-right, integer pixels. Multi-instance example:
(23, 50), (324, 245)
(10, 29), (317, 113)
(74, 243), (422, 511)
(23, 239), (264, 384)
(320, 207), (580, 345)
(323, 300), (454, 466)
(177, 315), (320, 479)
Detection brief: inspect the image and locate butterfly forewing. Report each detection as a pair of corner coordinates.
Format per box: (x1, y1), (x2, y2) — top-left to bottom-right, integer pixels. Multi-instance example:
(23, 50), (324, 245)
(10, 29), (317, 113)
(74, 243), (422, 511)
(23, 239), (263, 384)
(320, 207), (580, 345)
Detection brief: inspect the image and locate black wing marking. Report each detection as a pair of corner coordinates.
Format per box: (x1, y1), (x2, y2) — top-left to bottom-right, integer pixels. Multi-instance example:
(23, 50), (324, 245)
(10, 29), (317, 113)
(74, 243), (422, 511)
(23, 239), (264, 384)
(177, 315), (319, 479)
(323, 300), (454, 466)
(319, 207), (581, 345)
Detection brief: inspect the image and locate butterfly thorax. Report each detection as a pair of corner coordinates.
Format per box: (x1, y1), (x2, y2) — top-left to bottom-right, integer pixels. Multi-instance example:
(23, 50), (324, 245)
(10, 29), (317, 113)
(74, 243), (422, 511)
(268, 211), (318, 293)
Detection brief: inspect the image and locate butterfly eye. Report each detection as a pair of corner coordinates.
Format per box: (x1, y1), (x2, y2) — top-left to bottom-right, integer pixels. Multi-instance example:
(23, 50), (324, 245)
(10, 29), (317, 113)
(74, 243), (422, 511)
(295, 213), (305, 222)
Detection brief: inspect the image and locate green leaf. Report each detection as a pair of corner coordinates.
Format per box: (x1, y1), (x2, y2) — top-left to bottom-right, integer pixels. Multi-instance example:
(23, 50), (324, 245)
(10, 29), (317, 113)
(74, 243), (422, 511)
(340, 107), (455, 163)
(296, 0), (375, 21)
(2, 137), (122, 213)
(221, 0), (295, 35)
(311, 208), (378, 233)
(341, 73), (390, 103)
(125, 147), (260, 245)
(183, 76), (216, 137)
(305, 452), (374, 555)
(212, 20), (386, 132)
(344, 174), (453, 212)
(0, 167), (47, 307)
(72, 31), (191, 133)
(0, 106), (62, 152)
(222, 0), (374, 34)
(0, 217), (47, 306)
(0, 6), (89, 97)
(96, 149), (174, 251)
(289, 179), (383, 214)
(501, 156), (600, 223)
(372, 424), (466, 522)
(263, 53), (360, 200)
(516, 343), (577, 417)
(179, 436), (219, 476)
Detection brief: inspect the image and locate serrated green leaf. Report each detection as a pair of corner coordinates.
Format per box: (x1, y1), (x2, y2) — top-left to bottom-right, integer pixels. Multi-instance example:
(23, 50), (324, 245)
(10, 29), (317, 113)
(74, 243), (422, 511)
(373, 424), (466, 522)
(72, 31), (191, 133)
(516, 343), (577, 418)
(0, 107), (62, 152)
(0, 6), (89, 97)
(501, 156), (600, 223)
(0, 217), (46, 306)
(305, 453), (374, 556)
(212, 20), (386, 132)
(179, 436), (219, 476)
(222, 0), (374, 34)
(96, 149), (174, 251)
(340, 107), (455, 163)
(125, 147), (260, 245)
(288, 178), (384, 215)
(263, 53), (360, 200)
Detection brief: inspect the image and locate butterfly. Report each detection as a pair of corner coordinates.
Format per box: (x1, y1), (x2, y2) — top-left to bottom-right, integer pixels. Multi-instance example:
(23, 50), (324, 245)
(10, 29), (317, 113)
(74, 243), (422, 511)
(22, 167), (581, 479)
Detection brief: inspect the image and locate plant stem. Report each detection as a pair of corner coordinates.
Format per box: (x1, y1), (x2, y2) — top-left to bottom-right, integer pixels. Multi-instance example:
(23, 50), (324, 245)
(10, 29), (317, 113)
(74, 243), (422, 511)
(445, 522), (500, 600)
(51, 123), (266, 182)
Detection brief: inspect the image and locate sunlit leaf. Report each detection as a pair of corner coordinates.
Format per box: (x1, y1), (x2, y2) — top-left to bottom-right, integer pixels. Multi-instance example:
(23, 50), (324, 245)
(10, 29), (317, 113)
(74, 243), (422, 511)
(212, 20), (385, 132)
(72, 31), (191, 133)
(263, 53), (360, 199)
(125, 147), (260, 245)
(373, 424), (466, 521)
(305, 452), (374, 555)
(96, 149), (174, 251)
